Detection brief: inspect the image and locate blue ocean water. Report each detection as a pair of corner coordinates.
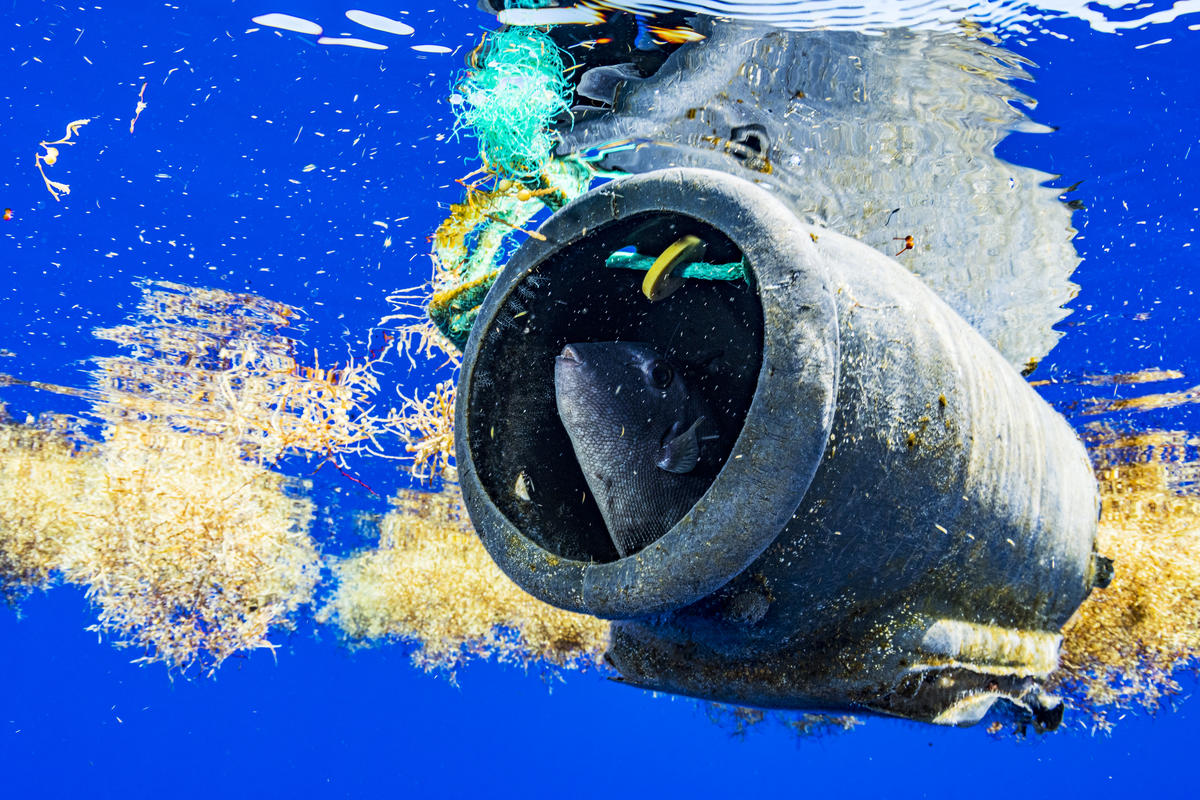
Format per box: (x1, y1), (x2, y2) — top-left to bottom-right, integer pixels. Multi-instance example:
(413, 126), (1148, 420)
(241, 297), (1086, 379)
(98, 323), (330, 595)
(1, 1), (1197, 796)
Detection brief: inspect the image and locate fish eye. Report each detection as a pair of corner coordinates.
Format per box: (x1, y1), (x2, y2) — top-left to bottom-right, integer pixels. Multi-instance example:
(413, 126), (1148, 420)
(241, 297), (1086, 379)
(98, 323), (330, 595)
(648, 361), (674, 390)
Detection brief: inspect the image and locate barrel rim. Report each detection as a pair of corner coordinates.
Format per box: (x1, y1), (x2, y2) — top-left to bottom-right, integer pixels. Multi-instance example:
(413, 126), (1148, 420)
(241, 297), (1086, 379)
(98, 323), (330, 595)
(456, 167), (839, 618)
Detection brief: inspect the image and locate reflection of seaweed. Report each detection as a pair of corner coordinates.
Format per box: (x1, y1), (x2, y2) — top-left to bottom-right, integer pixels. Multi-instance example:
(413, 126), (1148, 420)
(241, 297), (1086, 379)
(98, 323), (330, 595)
(1081, 382), (1200, 416)
(319, 483), (609, 675)
(1051, 427), (1200, 731)
(92, 280), (408, 468)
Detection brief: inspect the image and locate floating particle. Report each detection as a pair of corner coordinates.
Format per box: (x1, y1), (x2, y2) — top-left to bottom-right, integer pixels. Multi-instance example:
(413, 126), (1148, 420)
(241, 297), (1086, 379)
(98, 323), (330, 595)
(345, 9), (414, 35)
(129, 83), (148, 134)
(251, 13), (322, 35)
(318, 36), (387, 50)
(411, 44), (452, 54)
(35, 119), (90, 202)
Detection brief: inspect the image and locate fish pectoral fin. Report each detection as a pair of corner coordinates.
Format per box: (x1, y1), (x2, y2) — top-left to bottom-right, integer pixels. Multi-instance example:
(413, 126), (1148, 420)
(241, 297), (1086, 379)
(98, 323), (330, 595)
(657, 417), (703, 474)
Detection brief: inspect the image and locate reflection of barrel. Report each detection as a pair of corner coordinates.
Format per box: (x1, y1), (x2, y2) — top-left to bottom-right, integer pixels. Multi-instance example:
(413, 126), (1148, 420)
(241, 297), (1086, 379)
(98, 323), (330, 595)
(455, 168), (1103, 727)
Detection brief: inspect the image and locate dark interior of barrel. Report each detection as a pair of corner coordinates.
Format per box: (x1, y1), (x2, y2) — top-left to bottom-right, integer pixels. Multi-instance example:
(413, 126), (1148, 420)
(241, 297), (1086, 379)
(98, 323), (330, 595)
(468, 211), (764, 563)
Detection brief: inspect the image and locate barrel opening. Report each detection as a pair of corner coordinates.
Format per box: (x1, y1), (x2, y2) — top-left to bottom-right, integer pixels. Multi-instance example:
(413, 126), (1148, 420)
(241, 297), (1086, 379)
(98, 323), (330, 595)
(466, 211), (764, 563)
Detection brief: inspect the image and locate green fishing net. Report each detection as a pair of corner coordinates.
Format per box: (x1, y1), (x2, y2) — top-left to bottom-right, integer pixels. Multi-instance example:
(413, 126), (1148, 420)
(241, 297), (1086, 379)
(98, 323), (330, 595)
(450, 25), (573, 181)
(430, 20), (595, 347)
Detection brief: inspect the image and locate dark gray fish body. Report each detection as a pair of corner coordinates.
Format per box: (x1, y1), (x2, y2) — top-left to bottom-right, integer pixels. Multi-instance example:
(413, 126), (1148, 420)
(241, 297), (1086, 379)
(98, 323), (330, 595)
(554, 341), (720, 557)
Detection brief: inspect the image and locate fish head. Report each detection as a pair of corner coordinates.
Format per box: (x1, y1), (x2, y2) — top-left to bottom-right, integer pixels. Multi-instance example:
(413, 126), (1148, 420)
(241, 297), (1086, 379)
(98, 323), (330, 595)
(554, 341), (718, 556)
(554, 341), (696, 450)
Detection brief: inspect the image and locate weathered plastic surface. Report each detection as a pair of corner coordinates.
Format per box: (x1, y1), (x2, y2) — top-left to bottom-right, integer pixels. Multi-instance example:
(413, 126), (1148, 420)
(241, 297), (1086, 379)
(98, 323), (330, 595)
(455, 167), (1100, 726)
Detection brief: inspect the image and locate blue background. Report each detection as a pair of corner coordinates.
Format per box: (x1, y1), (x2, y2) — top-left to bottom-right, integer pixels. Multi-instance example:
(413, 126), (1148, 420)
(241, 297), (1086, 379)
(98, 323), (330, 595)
(2, 2), (1198, 797)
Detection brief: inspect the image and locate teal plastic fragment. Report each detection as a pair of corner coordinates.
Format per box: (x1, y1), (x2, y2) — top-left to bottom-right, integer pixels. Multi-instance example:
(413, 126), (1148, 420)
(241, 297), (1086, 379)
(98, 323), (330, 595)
(605, 251), (747, 282)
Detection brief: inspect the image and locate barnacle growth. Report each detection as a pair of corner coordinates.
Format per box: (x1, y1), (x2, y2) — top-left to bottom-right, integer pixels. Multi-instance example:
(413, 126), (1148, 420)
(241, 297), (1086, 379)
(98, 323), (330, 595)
(1051, 427), (1200, 730)
(319, 482), (610, 673)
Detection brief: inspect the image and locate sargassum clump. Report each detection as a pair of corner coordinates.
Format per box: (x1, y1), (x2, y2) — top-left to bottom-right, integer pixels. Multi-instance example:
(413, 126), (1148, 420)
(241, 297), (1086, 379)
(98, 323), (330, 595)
(319, 482), (610, 674)
(1052, 428), (1200, 731)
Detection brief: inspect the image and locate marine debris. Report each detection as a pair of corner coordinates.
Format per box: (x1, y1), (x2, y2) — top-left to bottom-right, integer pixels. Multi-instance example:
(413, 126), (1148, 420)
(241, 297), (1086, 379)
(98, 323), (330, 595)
(430, 23), (594, 346)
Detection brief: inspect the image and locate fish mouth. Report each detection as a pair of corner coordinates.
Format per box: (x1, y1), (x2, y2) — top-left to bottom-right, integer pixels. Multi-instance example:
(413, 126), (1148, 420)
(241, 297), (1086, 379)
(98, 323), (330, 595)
(556, 344), (583, 367)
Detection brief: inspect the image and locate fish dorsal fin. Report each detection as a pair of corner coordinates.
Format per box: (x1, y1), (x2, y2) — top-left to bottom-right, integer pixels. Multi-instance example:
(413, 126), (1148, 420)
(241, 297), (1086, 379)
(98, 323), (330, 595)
(657, 417), (703, 474)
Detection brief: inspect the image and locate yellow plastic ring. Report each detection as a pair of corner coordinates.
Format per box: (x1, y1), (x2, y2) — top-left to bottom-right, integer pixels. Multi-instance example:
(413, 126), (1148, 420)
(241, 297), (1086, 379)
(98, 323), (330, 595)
(642, 235), (706, 302)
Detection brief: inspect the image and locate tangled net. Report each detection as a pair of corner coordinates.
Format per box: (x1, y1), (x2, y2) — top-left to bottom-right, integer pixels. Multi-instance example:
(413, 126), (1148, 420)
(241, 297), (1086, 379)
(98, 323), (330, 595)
(427, 21), (596, 347)
(451, 25), (572, 181)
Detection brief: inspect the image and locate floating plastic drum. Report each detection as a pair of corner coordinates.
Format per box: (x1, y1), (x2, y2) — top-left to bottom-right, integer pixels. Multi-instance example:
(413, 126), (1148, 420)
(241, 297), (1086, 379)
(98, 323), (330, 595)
(455, 167), (1104, 726)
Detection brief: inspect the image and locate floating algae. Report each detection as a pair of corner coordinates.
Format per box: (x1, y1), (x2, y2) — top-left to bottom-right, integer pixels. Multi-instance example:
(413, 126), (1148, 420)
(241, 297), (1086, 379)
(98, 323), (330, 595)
(319, 481), (609, 673)
(0, 412), (98, 599)
(1051, 427), (1200, 731)
(35, 118), (90, 201)
(54, 423), (320, 672)
(0, 281), (401, 671)
(0, 280), (611, 677)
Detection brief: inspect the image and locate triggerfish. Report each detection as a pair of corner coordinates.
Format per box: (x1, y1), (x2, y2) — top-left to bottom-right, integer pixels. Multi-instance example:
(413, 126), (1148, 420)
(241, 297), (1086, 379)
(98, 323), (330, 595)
(554, 341), (723, 557)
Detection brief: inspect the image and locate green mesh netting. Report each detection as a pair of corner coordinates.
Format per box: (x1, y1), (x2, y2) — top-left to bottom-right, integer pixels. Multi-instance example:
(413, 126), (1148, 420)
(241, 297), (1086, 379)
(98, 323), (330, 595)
(429, 21), (598, 348)
(450, 26), (573, 181)
(605, 251), (748, 282)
